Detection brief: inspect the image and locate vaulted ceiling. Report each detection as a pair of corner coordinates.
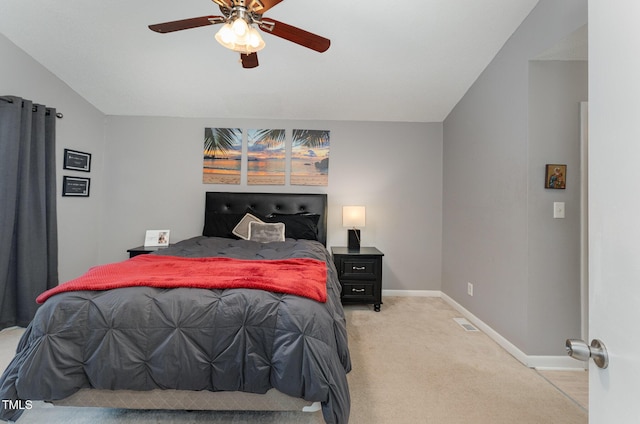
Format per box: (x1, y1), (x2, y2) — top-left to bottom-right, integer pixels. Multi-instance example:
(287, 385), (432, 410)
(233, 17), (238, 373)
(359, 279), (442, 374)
(0, 0), (540, 122)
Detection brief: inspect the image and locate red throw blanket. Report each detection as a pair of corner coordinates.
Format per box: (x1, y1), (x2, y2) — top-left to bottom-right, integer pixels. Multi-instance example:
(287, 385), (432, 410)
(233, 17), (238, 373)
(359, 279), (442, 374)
(37, 255), (327, 304)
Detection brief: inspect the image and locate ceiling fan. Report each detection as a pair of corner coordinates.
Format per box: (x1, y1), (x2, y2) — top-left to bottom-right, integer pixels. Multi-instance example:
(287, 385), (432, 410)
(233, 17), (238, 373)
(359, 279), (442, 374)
(148, 0), (330, 69)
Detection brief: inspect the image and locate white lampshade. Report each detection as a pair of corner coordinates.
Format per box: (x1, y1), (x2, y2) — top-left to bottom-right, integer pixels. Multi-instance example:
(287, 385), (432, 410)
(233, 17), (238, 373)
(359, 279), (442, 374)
(342, 206), (366, 228)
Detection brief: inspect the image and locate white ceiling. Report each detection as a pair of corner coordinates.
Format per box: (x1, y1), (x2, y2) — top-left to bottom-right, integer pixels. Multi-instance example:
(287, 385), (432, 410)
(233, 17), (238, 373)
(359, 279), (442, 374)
(0, 0), (541, 122)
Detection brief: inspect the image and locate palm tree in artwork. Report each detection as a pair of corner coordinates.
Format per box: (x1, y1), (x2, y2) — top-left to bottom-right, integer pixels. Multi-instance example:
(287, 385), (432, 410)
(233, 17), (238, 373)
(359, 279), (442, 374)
(248, 129), (286, 148)
(292, 130), (330, 148)
(204, 128), (241, 159)
(293, 130), (330, 171)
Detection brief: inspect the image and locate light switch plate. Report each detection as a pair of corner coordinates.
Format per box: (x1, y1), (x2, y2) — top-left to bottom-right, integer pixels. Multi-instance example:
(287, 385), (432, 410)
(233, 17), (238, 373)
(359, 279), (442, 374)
(553, 202), (565, 219)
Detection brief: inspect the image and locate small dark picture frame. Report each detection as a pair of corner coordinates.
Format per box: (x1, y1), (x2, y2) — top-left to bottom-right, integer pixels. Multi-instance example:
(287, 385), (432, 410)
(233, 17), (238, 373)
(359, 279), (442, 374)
(63, 148), (91, 172)
(62, 176), (90, 197)
(545, 164), (567, 189)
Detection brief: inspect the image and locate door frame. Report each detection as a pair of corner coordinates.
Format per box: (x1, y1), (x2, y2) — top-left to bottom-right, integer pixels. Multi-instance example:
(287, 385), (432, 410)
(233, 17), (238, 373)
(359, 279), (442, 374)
(580, 101), (588, 341)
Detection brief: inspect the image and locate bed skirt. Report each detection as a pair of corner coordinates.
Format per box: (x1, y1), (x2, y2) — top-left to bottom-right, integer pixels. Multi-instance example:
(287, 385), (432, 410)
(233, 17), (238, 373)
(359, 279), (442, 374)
(50, 388), (321, 412)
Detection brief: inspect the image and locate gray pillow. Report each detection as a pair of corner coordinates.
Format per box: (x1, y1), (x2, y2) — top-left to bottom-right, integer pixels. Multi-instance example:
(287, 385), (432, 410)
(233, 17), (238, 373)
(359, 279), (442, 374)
(248, 221), (285, 243)
(232, 213), (263, 240)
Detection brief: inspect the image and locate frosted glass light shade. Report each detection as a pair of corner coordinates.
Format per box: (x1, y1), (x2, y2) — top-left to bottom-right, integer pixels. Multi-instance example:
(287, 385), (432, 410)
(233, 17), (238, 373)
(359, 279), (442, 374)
(231, 18), (248, 36)
(215, 19), (265, 53)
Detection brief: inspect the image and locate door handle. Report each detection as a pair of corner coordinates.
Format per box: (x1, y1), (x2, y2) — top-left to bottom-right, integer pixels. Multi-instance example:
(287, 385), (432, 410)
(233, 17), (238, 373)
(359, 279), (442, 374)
(565, 338), (609, 369)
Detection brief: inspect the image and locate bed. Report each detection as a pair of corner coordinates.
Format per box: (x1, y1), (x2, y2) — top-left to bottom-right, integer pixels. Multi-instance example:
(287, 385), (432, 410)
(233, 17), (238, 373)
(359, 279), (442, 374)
(0, 192), (351, 424)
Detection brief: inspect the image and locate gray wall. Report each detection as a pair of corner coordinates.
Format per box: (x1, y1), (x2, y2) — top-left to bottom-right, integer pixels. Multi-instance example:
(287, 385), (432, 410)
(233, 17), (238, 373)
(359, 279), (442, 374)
(442, 0), (587, 355)
(527, 60), (587, 354)
(101, 117), (443, 292)
(0, 34), (106, 283)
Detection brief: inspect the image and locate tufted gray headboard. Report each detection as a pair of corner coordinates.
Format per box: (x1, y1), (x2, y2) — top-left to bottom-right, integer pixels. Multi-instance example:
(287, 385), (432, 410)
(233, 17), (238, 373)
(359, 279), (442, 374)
(205, 192), (328, 246)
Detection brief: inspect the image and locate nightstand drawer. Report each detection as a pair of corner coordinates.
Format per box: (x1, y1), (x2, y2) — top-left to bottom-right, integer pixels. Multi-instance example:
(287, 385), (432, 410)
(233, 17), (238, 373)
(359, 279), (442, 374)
(341, 281), (375, 299)
(339, 258), (378, 280)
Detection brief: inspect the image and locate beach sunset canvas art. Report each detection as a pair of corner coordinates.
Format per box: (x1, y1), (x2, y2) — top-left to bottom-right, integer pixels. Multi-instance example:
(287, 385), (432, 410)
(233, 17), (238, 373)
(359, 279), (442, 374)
(247, 129), (286, 185)
(203, 128), (242, 184)
(291, 129), (330, 186)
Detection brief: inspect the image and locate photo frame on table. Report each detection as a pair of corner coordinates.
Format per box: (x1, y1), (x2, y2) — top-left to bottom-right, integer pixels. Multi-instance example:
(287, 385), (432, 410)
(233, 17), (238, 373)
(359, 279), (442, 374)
(63, 148), (92, 172)
(545, 164), (567, 189)
(62, 176), (90, 197)
(144, 230), (171, 247)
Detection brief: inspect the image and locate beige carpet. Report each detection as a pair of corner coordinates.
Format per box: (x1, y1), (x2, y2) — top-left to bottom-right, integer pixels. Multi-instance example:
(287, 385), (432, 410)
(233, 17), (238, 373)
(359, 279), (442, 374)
(0, 297), (587, 423)
(538, 369), (588, 411)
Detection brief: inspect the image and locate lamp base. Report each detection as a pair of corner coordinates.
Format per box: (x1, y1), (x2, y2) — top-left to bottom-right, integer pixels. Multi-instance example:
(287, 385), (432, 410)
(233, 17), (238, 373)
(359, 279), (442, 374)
(347, 229), (361, 250)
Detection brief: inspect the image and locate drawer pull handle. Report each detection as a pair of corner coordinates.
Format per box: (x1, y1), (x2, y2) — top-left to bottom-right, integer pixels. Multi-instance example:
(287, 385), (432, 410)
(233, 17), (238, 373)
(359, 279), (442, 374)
(352, 288), (366, 293)
(352, 266), (366, 271)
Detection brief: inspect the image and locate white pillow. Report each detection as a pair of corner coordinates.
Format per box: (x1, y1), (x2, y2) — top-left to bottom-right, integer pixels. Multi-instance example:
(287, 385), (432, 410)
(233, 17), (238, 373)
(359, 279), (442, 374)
(248, 221), (285, 243)
(232, 213), (263, 240)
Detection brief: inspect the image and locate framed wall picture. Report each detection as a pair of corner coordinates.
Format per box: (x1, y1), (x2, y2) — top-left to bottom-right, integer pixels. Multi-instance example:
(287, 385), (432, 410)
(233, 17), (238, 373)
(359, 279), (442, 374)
(290, 129), (330, 186)
(545, 164), (567, 189)
(202, 128), (242, 184)
(63, 149), (92, 172)
(247, 129), (286, 185)
(144, 230), (170, 247)
(62, 176), (90, 197)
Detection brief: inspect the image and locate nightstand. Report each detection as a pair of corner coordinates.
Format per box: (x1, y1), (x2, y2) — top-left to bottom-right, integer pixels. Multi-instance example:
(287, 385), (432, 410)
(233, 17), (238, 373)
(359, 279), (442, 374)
(127, 245), (170, 258)
(331, 246), (384, 312)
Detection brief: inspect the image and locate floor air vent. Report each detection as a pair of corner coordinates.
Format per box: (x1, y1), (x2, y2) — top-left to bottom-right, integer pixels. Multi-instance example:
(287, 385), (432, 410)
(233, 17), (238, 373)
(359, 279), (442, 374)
(453, 318), (479, 332)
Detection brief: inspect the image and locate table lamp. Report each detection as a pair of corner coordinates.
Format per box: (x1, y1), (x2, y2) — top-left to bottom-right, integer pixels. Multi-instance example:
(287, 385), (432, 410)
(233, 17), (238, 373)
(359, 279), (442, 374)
(342, 206), (366, 250)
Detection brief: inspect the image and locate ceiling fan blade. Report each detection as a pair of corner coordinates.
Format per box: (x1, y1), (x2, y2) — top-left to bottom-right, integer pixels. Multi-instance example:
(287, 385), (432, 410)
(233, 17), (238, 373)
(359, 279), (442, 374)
(149, 16), (225, 33)
(247, 0), (284, 14)
(259, 18), (330, 53)
(241, 52), (259, 68)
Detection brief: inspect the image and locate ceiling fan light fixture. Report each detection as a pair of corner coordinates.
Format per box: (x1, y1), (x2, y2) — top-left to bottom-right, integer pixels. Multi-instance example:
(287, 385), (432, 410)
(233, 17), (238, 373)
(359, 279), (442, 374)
(247, 27), (265, 49)
(231, 17), (249, 36)
(149, 1), (331, 68)
(215, 18), (265, 54)
(215, 23), (234, 44)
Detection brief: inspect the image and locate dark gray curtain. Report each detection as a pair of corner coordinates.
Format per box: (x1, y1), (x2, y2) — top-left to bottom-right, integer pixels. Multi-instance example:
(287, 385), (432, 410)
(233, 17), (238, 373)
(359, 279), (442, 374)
(0, 95), (58, 330)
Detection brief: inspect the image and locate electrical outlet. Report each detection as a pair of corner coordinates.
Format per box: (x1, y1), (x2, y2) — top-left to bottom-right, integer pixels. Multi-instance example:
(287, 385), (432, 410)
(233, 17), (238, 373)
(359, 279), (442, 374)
(467, 282), (474, 296)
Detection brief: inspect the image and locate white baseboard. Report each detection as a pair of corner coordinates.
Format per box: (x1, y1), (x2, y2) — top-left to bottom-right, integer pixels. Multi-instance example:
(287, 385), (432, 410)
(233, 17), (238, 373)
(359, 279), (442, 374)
(382, 290), (585, 370)
(529, 357), (588, 371)
(382, 289), (441, 297)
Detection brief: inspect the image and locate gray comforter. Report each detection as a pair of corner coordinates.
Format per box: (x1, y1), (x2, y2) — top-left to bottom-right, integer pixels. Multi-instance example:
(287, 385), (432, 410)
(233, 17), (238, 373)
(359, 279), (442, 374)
(0, 237), (351, 423)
